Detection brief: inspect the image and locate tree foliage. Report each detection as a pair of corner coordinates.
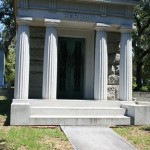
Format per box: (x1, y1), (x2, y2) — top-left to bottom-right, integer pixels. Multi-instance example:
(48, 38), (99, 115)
(0, 0), (16, 85)
(0, 0), (16, 56)
(5, 38), (15, 85)
(133, 0), (150, 91)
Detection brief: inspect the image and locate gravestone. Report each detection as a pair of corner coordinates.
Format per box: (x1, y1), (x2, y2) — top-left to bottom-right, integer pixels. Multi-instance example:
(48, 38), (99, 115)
(0, 50), (5, 87)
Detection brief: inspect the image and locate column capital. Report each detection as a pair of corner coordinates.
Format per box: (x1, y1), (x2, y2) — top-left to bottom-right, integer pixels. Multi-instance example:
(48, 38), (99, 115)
(16, 17), (33, 25)
(94, 23), (110, 31)
(44, 19), (60, 27)
(119, 25), (132, 33)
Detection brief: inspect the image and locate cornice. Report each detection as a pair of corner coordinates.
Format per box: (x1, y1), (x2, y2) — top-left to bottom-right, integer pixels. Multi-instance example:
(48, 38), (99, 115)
(66, 0), (139, 6)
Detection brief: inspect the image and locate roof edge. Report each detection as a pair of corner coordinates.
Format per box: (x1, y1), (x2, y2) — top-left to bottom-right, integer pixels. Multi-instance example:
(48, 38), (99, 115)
(71, 0), (139, 5)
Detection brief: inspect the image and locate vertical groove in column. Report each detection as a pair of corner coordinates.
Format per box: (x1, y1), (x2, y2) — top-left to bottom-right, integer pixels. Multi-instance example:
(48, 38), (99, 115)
(120, 32), (132, 101)
(119, 38), (123, 101)
(14, 25), (30, 99)
(42, 27), (57, 99)
(94, 31), (108, 100)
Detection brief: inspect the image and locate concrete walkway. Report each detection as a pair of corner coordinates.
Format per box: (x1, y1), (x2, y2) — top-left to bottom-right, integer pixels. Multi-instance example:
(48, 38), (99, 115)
(61, 126), (136, 150)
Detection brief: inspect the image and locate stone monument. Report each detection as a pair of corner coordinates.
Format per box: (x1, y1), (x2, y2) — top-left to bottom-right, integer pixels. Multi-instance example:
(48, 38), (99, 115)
(0, 50), (5, 87)
(11, 0), (149, 126)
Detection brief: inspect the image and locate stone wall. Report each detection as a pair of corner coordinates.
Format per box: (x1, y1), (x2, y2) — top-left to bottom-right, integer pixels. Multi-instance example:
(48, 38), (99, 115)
(107, 32), (120, 100)
(29, 27), (45, 98)
(133, 92), (150, 102)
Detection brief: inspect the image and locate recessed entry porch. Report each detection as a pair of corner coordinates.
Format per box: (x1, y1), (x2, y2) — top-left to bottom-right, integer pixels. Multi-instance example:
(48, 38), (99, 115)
(29, 26), (121, 100)
(29, 27), (95, 99)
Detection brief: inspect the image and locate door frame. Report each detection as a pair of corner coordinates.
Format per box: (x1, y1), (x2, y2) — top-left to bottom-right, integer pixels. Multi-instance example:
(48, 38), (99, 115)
(57, 29), (95, 99)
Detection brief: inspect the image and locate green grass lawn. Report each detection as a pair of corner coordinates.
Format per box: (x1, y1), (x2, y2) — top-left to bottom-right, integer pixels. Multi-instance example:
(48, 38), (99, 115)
(113, 126), (150, 150)
(0, 126), (73, 150)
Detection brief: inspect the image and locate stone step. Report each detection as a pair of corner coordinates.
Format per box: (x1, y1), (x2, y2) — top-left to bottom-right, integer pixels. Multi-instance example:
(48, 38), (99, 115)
(28, 100), (123, 107)
(30, 107), (126, 116)
(29, 115), (131, 126)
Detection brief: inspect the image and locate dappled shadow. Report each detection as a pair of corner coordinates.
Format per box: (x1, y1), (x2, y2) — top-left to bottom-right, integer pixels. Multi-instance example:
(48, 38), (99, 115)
(0, 139), (9, 150)
(140, 126), (150, 132)
(0, 97), (12, 126)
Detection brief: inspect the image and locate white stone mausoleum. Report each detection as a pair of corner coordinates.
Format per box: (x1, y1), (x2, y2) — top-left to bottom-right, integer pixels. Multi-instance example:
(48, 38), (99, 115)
(11, 0), (150, 126)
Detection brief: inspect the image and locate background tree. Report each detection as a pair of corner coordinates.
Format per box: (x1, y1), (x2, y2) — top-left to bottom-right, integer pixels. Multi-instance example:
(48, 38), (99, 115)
(5, 38), (15, 86)
(133, 0), (150, 91)
(0, 0), (16, 85)
(0, 0), (16, 55)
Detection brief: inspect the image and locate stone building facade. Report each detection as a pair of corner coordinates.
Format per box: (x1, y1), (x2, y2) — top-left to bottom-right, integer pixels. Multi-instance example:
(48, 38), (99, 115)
(11, 0), (140, 126)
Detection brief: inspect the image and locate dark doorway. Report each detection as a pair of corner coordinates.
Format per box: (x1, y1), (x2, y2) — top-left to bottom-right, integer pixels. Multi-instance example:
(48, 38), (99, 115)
(57, 37), (85, 99)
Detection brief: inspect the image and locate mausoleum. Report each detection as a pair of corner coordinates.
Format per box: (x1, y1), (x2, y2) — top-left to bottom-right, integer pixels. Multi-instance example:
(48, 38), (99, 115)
(11, 0), (150, 126)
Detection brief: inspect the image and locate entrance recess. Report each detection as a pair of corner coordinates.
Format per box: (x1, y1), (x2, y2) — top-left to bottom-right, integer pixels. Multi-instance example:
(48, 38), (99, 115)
(57, 37), (85, 99)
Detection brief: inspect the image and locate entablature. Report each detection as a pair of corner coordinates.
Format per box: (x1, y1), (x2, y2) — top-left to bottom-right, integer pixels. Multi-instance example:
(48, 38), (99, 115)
(17, 0), (137, 18)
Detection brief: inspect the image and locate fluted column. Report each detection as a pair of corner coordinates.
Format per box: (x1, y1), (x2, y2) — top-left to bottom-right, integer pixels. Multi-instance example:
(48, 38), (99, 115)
(119, 27), (132, 101)
(42, 19), (60, 99)
(94, 23), (109, 100)
(14, 17), (32, 99)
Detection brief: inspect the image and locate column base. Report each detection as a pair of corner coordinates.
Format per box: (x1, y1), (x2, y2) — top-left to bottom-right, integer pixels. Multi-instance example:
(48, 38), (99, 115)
(11, 99), (30, 125)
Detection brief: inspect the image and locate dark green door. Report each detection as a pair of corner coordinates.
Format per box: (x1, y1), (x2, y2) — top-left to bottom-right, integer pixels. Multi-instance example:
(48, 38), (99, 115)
(57, 37), (85, 99)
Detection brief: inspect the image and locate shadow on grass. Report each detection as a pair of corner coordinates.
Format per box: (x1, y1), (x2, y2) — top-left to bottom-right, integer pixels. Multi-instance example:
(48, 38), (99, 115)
(0, 96), (12, 126)
(140, 126), (150, 132)
(0, 139), (9, 150)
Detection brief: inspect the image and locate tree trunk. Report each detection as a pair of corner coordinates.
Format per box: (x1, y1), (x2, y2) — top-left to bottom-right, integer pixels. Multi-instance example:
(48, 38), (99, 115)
(135, 62), (143, 91)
